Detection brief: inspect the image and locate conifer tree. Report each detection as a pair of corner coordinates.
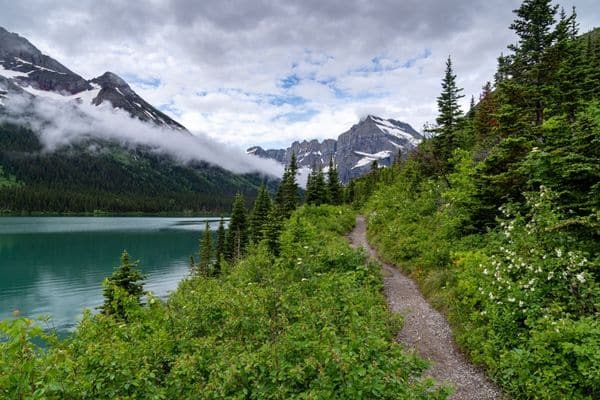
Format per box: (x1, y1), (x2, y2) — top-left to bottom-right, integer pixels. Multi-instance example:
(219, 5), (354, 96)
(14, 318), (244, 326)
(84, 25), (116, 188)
(504, 0), (559, 126)
(225, 193), (247, 262)
(198, 221), (212, 276)
(249, 184), (271, 243)
(474, 81), (499, 152)
(213, 217), (226, 275)
(100, 250), (145, 319)
(327, 159), (342, 205)
(263, 207), (282, 256)
(276, 153), (299, 217)
(430, 56), (465, 169)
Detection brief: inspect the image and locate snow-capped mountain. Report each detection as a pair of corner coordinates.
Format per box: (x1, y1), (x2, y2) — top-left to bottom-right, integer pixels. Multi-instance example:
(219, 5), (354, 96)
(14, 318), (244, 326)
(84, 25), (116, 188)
(247, 115), (424, 183)
(0, 26), (185, 131)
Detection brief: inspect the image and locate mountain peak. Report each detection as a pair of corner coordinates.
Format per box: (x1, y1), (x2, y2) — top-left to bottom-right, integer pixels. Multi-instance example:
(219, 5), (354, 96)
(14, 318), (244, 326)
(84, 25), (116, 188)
(93, 71), (129, 88)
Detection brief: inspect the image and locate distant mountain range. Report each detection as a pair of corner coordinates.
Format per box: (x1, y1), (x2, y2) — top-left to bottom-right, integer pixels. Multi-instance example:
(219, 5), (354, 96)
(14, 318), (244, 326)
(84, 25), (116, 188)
(0, 27), (271, 213)
(248, 115), (424, 182)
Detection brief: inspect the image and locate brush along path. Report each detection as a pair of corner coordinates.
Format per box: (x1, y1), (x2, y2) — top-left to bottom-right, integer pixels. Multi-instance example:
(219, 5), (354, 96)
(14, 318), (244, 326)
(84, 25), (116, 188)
(347, 215), (503, 400)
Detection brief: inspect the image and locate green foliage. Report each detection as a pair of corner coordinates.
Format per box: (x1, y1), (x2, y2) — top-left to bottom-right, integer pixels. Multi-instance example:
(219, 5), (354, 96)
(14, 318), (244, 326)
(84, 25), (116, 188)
(198, 221), (212, 276)
(0, 206), (449, 399)
(0, 123), (273, 214)
(305, 167), (327, 206)
(100, 250), (145, 320)
(248, 184), (271, 243)
(275, 153), (300, 218)
(327, 159), (343, 205)
(225, 193), (248, 262)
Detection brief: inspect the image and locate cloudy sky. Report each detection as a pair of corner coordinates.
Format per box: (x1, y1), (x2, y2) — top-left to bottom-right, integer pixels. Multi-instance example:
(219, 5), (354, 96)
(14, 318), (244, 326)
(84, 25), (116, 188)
(1, 0), (598, 150)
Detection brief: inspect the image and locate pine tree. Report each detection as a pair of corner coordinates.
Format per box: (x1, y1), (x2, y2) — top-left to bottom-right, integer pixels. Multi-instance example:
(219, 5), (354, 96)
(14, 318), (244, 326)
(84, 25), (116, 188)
(249, 184), (271, 243)
(100, 250), (145, 319)
(198, 221), (212, 276)
(430, 55), (465, 169)
(474, 81), (500, 153)
(276, 153), (299, 217)
(263, 207), (283, 256)
(504, 0), (559, 126)
(225, 193), (248, 262)
(327, 158), (342, 205)
(213, 217), (226, 275)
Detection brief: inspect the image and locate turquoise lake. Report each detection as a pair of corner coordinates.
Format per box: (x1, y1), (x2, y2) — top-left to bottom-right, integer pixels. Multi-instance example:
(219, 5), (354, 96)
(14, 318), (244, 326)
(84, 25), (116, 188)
(0, 217), (220, 335)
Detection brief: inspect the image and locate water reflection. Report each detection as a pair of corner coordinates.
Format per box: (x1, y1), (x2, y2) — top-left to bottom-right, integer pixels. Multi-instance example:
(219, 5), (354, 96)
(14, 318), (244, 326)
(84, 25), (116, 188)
(0, 217), (220, 333)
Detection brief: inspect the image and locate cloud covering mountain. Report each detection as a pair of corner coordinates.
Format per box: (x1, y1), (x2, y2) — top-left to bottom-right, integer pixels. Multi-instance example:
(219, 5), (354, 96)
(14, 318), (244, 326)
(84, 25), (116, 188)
(2, 0), (597, 150)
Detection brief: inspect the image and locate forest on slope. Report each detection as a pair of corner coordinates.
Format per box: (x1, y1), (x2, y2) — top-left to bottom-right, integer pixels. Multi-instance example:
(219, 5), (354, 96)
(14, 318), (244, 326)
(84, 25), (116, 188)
(0, 123), (273, 213)
(348, 1), (599, 398)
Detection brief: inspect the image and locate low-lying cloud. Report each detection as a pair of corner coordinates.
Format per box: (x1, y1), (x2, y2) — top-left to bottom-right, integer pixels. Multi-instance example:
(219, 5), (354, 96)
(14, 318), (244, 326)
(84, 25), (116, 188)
(0, 93), (284, 178)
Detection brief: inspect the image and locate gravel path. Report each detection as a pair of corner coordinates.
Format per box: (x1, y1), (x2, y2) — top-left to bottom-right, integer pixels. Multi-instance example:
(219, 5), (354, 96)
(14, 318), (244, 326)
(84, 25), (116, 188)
(347, 215), (503, 400)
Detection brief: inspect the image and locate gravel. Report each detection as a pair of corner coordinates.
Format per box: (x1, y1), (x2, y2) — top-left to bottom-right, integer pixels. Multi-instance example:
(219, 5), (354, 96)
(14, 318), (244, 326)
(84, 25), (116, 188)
(348, 216), (505, 400)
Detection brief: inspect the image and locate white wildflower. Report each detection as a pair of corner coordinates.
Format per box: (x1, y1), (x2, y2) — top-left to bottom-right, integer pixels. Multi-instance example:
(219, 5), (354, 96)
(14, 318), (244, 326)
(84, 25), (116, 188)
(576, 273), (586, 284)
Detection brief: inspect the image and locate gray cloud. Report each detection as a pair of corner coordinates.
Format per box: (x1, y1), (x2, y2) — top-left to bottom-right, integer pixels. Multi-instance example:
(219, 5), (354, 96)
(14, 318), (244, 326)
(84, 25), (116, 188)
(0, 93), (283, 177)
(0, 0), (598, 149)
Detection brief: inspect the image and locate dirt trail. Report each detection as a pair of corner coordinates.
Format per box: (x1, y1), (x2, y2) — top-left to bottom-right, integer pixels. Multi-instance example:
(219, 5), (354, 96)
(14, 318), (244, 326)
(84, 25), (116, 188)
(347, 215), (503, 400)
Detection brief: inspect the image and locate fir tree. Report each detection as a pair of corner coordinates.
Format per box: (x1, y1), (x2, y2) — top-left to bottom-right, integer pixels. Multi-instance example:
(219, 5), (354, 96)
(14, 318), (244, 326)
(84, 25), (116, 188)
(198, 221), (212, 276)
(215, 216), (226, 261)
(225, 193), (247, 262)
(249, 184), (271, 243)
(100, 250), (145, 319)
(505, 0), (559, 126)
(263, 207), (282, 256)
(276, 153), (299, 217)
(327, 158), (342, 205)
(431, 55), (465, 170)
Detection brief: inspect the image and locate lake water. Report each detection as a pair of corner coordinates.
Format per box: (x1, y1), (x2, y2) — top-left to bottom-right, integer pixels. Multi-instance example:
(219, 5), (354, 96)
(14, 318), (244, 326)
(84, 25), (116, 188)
(0, 217), (220, 334)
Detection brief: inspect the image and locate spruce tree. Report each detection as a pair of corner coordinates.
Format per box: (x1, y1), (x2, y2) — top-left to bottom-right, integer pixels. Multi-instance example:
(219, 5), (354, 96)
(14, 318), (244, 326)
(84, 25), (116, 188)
(100, 250), (145, 319)
(276, 153), (300, 217)
(225, 193), (247, 262)
(263, 207), (282, 256)
(327, 158), (342, 205)
(431, 55), (465, 169)
(249, 184), (271, 243)
(504, 0), (559, 126)
(214, 217), (225, 275)
(198, 221), (212, 276)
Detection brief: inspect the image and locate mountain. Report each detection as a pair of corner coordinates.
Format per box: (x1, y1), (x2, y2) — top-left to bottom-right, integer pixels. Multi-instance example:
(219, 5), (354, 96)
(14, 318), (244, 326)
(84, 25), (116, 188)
(0, 27), (185, 130)
(248, 115), (423, 183)
(0, 27), (272, 213)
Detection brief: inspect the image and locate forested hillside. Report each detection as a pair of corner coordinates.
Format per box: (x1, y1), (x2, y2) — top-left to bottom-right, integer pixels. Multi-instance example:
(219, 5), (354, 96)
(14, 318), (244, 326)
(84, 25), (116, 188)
(348, 2), (599, 398)
(0, 123), (273, 213)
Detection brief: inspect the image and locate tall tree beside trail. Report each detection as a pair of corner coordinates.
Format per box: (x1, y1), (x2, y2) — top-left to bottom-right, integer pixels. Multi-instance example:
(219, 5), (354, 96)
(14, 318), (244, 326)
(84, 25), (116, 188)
(198, 221), (212, 276)
(276, 153), (299, 218)
(430, 55), (465, 172)
(249, 184), (271, 243)
(502, 0), (559, 127)
(225, 193), (247, 262)
(473, 81), (500, 154)
(100, 250), (145, 320)
(327, 159), (342, 205)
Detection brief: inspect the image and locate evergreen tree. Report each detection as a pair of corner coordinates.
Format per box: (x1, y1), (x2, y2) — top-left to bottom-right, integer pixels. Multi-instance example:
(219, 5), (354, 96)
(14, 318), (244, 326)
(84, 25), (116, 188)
(211, 217), (225, 276)
(100, 250), (145, 319)
(263, 207), (283, 256)
(198, 221), (212, 276)
(504, 0), (559, 126)
(276, 153), (300, 217)
(225, 193), (247, 262)
(249, 184), (271, 243)
(327, 159), (342, 205)
(474, 81), (500, 153)
(305, 166), (327, 205)
(430, 55), (465, 170)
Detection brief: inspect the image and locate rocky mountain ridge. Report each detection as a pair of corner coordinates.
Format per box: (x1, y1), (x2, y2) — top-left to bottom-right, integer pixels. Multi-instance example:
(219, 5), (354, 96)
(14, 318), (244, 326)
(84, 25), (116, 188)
(248, 115), (424, 182)
(0, 26), (185, 130)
